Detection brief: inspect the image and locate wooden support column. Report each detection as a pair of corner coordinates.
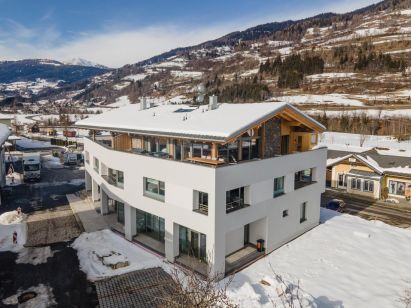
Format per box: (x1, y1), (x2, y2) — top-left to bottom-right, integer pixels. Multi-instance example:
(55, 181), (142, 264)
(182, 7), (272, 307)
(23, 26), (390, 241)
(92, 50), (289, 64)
(211, 143), (218, 160)
(92, 130), (96, 141)
(168, 139), (175, 159)
(238, 139), (243, 161)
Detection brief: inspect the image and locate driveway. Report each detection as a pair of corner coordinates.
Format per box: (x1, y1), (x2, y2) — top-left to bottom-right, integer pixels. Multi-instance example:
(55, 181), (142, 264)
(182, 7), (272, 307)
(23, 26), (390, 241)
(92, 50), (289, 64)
(0, 241), (98, 307)
(321, 189), (411, 228)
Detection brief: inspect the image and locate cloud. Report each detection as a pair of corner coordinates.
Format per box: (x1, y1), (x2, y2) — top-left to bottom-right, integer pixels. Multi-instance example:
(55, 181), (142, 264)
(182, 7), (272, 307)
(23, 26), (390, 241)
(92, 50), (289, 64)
(0, 0), (379, 68)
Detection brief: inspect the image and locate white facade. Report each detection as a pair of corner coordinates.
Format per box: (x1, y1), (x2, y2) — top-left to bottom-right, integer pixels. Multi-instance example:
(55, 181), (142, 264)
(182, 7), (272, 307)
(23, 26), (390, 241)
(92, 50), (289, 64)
(84, 137), (326, 275)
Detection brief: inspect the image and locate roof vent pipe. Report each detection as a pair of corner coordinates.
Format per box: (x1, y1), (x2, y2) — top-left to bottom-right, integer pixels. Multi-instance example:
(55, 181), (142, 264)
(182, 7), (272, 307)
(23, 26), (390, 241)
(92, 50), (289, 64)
(140, 97), (147, 111)
(209, 95), (218, 110)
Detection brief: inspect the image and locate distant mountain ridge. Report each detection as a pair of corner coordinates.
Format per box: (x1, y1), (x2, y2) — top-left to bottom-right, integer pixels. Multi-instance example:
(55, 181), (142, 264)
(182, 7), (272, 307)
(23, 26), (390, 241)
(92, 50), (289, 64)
(0, 59), (109, 84)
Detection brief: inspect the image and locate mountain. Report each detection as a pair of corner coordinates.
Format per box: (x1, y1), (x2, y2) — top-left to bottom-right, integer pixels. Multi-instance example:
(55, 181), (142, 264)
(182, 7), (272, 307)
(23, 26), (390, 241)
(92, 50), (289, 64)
(63, 58), (109, 69)
(3, 0), (411, 124)
(0, 59), (109, 84)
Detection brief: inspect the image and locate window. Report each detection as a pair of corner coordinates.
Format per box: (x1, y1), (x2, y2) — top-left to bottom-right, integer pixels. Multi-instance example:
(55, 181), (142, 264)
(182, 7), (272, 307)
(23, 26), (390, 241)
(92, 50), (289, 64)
(85, 151), (90, 164)
(179, 226), (207, 262)
(282, 210), (289, 217)
(338, 173), (346, 187)
(226, 187), (249, 213)
(351, 178), (361, 190)
(144, 177), (165, 201)
(295, 168), (314, 189)
(300, 202), (307, 223)
(107, 168), (124, 188)
(389, 180), (406, 196)
(136, 209), (165, 243)
(93, 157), (99, 173)
(363, 180), (374, 192)
(274, 176), (285, 197)
(193, 191), (208, 215)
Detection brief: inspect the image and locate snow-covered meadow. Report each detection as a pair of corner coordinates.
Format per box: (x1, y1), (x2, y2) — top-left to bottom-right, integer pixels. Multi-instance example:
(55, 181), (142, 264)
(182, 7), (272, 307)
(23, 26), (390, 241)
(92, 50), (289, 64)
(226, 209), (411, 308)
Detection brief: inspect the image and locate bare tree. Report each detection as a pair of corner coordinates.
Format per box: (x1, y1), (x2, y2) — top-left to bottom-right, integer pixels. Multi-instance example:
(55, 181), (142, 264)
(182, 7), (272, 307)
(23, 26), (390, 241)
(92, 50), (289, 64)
(158, 266), (237, 308)
(400, 286), (411, 308)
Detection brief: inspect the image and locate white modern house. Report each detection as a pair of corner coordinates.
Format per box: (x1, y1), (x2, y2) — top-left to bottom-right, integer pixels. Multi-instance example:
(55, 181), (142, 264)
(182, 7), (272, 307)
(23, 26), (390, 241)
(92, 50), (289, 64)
(75, 97), (327, 276)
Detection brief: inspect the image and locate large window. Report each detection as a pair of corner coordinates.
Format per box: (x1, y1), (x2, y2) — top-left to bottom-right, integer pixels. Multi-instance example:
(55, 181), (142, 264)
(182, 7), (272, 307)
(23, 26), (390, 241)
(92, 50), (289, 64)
(274, 176), (285, 197)
(93, 157), (99, 173)
(363, 180), (374, 192)
(389, 180), (406, 196)
(144, 177), (165, 201)
(108, 168), (124, 188)
(226, 187), (249, 213)
(351, 178), (362, 190)
(179, 226), (207, 262)
(338, 173), (346, 187)
(300, 202), (307, 223)
(193, 191), (208, 215)
(295, 168), (314, 190)
(136, 209), (165, 243)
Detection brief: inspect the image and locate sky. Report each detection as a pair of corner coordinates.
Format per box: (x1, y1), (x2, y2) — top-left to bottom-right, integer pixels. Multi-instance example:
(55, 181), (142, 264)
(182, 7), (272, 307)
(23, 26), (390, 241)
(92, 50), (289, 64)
(0, 0), (380, 68)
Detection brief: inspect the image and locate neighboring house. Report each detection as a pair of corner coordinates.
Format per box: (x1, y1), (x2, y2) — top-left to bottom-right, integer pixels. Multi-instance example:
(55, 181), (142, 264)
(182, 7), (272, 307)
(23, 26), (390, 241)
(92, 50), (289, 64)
(75, 97), (327, 276)
(327, 146), (411, 200)
(0, 114), (13, 127)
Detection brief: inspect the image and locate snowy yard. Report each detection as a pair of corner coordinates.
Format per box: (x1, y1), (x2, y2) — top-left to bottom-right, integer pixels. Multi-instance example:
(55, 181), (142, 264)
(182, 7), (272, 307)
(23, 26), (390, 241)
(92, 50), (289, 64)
(0, 210), (27, 252)
(227, 209), (411, 308)
(72, 229), (164, 281)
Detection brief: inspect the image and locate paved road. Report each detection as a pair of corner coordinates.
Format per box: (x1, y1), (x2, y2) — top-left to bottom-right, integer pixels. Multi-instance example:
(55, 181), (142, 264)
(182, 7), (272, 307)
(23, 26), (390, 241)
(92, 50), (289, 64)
(0, 241), (98, 307)
(322, 189), (411, 228)
(1, 163), (85, 214)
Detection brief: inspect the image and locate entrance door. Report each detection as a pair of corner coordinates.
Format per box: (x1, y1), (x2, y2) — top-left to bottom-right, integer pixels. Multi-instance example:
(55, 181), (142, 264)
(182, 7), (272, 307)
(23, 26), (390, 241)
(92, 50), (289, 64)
(297, 136), (303, 152)
(244, 224), (250, 245)
(281, 135), (289, 155)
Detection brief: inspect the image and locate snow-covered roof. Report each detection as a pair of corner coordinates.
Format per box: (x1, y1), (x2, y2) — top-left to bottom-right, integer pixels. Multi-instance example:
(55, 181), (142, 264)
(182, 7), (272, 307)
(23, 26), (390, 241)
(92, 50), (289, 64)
(0, 124), (11, 145)
(75, 102), (325, 142)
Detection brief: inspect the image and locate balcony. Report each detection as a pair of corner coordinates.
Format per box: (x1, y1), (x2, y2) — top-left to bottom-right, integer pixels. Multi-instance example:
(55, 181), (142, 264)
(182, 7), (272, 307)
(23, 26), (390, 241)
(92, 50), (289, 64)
(294, 169), (316, 190)
(226, 199), (250, 214)
(193, 204), (208, 215)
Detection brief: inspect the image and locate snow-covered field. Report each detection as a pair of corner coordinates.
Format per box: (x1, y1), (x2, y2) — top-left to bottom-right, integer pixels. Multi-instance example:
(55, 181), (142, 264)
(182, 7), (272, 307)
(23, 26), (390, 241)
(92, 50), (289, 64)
(107, 95), (132, 108)
(319, 132), (411, 151)
(72, 229), (164, 281)
(226, 209), (411, 308)
(307, 108), (411, 119)
(275, 94), (364, 107)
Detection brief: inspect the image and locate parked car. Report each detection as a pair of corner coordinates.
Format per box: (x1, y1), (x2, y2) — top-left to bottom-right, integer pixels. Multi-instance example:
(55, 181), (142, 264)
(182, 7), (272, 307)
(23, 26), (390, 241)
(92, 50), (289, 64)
(326, 199), (346, 213)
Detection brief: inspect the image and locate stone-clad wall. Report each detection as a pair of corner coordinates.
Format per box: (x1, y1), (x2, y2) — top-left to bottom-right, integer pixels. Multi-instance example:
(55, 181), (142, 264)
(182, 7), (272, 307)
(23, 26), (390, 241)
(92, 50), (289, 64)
(264, 118), (281, 158)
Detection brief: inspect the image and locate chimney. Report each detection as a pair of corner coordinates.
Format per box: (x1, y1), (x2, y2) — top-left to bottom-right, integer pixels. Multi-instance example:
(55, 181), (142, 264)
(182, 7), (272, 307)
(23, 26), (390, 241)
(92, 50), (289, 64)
(209, 95), (218, 110)
(140, 97), (147, 111)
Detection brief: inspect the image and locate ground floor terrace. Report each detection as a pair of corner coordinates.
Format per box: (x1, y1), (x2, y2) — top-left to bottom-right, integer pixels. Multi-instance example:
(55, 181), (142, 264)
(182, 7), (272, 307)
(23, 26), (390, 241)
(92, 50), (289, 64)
(85, 174), (267, 276)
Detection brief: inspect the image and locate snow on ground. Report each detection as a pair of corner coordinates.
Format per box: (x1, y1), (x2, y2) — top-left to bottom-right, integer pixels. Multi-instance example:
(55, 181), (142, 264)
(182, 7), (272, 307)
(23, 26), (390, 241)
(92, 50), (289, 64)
(319, 132), (411, 151)
(6, 172), (23, 186)
(170, 70), (203, 79)
(227, 209), (411, 308)
(112, 82), (130, 90)
(307, 108), (411, 119)
(42, 155), (63, 169)
(2, 283), (57, 308)
(166, 95), (190, 104)
(16, 246), (55, 265)
(72, 229), (164, 281)
(305, 72), (358, 80)
(107, 95), (131, 108)
(275, 94), (364, 106)
(240, 68), (259, 77)
(0, 210), (27, 252)
(122, 73), (147, 81)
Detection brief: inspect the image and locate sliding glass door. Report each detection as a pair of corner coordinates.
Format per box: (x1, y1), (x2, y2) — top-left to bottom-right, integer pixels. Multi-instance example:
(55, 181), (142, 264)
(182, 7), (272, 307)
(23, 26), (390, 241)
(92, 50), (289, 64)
(179, 226), (207, 261)
(135, 209), (165, 243)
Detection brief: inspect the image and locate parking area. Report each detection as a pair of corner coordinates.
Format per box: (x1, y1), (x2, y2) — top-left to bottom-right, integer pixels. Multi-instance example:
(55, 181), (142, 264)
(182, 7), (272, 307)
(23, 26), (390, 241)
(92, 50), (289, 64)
(0, 241), (98, 307)
(321, 189), (411, 228)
